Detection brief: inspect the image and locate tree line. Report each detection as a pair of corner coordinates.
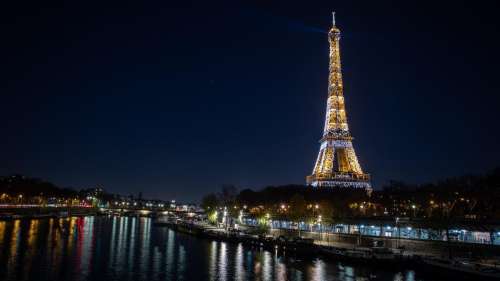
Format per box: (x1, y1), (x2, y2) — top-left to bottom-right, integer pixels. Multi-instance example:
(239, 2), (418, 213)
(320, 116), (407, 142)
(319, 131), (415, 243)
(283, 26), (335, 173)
(201, 168), (500, 222)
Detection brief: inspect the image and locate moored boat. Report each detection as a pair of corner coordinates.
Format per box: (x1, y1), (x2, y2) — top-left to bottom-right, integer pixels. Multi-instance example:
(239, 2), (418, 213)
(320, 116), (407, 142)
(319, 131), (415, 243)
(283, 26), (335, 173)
(422, 257), (500, 279)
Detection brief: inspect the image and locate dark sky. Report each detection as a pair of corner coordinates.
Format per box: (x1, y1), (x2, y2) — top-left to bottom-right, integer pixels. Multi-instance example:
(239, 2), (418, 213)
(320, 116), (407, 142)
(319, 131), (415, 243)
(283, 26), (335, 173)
(1, 1), (499, 202)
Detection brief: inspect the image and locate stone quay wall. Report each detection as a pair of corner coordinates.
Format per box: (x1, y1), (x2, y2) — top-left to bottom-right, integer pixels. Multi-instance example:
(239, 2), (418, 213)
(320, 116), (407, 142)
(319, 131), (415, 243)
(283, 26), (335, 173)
(270, 228), (500, 258)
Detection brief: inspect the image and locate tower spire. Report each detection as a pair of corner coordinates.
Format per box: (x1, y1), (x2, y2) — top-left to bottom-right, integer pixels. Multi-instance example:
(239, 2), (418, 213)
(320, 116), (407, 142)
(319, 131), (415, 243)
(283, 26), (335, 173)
(332, 11), (336, 26)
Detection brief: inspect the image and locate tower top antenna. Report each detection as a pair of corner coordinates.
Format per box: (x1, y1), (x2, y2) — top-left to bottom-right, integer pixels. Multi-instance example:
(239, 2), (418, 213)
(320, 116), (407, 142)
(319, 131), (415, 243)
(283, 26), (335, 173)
(332, 11), (336, 26)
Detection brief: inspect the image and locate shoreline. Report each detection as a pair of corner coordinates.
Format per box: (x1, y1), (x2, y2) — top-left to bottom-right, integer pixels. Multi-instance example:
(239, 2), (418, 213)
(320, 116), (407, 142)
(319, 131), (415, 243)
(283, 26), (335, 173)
(0, 207), (99, 220)
(155, 219), (500, 279)
(155, 219), (415, 263)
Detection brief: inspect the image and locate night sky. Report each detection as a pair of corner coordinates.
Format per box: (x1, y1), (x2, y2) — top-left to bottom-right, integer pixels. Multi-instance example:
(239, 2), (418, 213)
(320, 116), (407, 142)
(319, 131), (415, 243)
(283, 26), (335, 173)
(2, 1), (499, 202)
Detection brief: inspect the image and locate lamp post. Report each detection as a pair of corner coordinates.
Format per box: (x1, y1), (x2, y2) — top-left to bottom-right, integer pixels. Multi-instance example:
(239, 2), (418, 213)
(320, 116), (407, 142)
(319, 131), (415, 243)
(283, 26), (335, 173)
(312, 204), (319, 232)
(223, 207), (228, 230)
(265, 213), (272, 233)
(318, 215), (322, 234)
(395, 217), (400, 250)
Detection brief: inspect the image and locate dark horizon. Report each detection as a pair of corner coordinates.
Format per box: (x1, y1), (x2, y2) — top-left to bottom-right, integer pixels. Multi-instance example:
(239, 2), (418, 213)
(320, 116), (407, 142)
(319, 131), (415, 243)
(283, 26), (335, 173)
(2, 1), (500, 202)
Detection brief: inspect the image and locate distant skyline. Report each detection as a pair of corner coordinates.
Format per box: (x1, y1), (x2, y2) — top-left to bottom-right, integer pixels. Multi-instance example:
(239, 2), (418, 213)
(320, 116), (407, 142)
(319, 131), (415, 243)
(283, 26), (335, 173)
(1, 1), (500, 202)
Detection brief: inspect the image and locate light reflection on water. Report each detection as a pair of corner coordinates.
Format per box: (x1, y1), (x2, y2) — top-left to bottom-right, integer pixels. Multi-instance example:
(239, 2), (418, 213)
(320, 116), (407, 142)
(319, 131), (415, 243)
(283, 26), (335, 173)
(0, 216), (429, 281)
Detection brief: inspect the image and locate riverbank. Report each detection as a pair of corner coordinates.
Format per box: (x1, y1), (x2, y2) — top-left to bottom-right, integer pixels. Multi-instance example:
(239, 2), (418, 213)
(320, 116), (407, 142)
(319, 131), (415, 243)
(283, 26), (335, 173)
(0, 206), (98, 220)
(156, 219), (414, 263)
(270, 227), (500, 259)
(155, 218), (500, 279)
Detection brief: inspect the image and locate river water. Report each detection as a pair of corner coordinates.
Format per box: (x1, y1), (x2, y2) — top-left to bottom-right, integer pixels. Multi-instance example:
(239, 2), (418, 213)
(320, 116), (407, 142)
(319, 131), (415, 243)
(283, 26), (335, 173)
(0, 216), (441, 281)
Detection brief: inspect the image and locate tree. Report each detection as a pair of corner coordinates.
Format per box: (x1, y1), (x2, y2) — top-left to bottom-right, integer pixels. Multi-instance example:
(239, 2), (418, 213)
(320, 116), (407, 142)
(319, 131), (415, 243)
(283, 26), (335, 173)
(201, 193), (219, 211)
(288, 193), (308, 235)
(218, 184), (238, 207)
(317, 200), (335, 225)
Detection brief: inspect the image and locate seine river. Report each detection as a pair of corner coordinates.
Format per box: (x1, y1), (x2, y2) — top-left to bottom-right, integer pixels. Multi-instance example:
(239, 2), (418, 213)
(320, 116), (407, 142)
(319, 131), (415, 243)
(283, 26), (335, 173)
(0, 216), (440, 281)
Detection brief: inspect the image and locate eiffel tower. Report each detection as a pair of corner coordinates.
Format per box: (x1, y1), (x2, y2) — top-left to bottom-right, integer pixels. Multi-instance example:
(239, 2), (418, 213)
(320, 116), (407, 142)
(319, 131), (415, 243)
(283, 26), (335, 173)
(306, 13), (371, 189)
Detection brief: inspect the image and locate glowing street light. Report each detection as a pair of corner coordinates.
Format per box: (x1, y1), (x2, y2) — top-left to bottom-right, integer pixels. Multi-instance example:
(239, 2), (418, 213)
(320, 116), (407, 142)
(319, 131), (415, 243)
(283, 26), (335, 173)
(317, 215), (322, 233)
(238, 210), (243, 223)
(265, 213), (272, 229)
(223, 207), (228, 229)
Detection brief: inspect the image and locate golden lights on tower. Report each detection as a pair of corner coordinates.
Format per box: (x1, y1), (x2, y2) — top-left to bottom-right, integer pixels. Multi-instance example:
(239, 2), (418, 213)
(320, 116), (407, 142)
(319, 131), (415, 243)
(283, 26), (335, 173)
(306, 13), (371, 189)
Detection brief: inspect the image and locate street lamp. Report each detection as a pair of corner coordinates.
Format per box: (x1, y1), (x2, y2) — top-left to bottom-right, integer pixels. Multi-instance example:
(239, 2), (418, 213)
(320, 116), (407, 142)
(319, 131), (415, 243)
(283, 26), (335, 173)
(359, 204), (366, 216)
(265, 213), (271, 229)
(213, 210), (218, 225)
(223, 207), (228, 229)
(312, 204), (320, 222)
(395, 217), (400, 249)
(318, 215), (322, 233)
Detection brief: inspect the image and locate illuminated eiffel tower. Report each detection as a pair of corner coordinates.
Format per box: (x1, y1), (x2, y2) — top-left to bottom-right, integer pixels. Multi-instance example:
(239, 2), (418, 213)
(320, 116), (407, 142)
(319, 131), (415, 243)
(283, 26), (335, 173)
(306, 13), (371, 189)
